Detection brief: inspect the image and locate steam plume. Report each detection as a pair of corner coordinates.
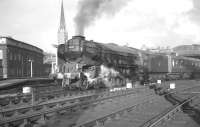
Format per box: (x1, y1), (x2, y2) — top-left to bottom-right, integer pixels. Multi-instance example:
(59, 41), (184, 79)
(74, 0), (129, 35)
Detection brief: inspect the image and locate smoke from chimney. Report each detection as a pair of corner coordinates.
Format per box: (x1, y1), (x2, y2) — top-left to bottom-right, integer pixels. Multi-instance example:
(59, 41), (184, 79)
(74, 0), (129, 35)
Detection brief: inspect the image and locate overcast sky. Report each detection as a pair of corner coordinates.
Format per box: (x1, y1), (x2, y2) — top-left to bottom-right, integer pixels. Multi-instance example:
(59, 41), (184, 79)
(0, 0), (200, 53)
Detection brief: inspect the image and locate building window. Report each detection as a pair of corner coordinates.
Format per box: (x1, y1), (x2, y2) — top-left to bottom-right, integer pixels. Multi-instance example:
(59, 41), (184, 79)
(16, 68), (18, 76)
(18, 54), (21, 61)
(14, 53), (17, 61)
(10, 52), (13, 60)
(158, 62), (161, 66)
(21, 56), (23, 63)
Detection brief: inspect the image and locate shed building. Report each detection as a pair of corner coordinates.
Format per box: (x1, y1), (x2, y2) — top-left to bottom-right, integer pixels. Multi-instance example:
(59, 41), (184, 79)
(0, 36), (44, 79)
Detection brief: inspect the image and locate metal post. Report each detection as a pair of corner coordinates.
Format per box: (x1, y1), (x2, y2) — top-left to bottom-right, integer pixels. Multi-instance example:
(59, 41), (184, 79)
(28, 59), (33, 78)
(52, 44), (58, 73)
(32, 88), (35, 105)
(51, 62), (54, 74)
(30, 61), (32, 78)
(56, 50), (58, 71)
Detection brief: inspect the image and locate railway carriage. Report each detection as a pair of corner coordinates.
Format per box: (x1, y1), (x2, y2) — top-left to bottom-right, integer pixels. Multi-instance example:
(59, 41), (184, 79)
(146, 53), (200, 82)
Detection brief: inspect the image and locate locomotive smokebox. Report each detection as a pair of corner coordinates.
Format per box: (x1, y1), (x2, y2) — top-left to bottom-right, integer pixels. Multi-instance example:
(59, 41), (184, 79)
(72, 35), (85, 40)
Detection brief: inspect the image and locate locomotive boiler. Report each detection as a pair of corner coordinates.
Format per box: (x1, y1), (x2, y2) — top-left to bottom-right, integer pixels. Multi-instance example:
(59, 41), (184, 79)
(57, 36), (142, 90)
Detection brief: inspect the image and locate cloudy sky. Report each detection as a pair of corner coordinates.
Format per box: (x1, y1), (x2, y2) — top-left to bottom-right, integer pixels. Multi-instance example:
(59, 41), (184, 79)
(0, 0), (200, 53)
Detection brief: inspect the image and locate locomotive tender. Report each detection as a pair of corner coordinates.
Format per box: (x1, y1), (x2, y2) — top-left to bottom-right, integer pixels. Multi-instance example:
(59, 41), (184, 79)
(57, 36), (142, 90)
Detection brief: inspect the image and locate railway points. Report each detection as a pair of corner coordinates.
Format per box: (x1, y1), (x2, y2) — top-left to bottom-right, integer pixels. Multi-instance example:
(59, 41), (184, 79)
(1, 79), (200, 127)
(72, 83), (200, 127)
(0, 87), (147, 127)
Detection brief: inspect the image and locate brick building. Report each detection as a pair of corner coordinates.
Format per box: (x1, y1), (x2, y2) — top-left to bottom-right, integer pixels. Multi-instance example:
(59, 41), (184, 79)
(0, 36), (44, 79)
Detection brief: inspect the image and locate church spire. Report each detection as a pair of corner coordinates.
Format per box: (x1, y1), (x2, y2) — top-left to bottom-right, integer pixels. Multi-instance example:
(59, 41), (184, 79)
(58, 0), (68, 44)
(59, 0), (66, 30)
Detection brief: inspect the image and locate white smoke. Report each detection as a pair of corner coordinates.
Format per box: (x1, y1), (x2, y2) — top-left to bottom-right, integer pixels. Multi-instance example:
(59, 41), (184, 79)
(83, 65), (120, 87)
(100, 65), (119, 78)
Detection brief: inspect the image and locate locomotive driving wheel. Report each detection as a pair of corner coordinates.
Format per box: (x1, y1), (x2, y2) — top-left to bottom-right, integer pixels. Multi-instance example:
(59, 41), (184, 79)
(80, 79), (89, 90)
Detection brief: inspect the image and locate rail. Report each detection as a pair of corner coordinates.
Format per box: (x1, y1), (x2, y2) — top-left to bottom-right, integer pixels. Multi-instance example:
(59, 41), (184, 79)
(75, 94), (156, 127)
(140, 95), (197, 127)
(75, 85), (200, 127)
(0, 87), (143, 126)
(0, 89), (103, 108)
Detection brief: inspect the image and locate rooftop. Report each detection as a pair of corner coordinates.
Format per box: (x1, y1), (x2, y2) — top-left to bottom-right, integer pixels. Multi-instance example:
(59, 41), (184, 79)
(0, 36), (43, 54)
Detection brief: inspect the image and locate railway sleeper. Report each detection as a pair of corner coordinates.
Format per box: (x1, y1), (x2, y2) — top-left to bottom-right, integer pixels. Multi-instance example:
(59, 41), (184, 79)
(0, 94), (97, 119)
(0, 99), (32, 109)
(0, 88), (138, 126)
(18, 108), (30, 115)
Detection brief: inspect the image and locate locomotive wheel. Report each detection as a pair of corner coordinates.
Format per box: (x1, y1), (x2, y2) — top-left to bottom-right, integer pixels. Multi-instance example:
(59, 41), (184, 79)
(94, 82), (99, 89)
(80, 80), (88, 90)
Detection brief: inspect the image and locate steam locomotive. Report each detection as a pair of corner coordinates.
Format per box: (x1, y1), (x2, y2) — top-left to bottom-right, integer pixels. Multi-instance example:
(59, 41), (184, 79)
(57, 35), (200, 90)
(57, 36), (143, 90)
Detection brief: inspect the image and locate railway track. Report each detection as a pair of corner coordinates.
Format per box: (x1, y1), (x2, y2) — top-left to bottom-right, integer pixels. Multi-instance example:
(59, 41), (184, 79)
(0, 89), (105, 116)
(140, 95), (198, 127)
(0, 87), (147, 127)
(157, 87), (200, 127)
(74, 85), (200, 127)
(1, 82), (199, 127)
(0, 88), (107, 109)
(0, 83), (63, 107)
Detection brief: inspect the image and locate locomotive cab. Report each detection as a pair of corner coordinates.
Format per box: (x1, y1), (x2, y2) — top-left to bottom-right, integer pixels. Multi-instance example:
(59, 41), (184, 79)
(64, 35), (85, 60)
(67, 36), (84, 52)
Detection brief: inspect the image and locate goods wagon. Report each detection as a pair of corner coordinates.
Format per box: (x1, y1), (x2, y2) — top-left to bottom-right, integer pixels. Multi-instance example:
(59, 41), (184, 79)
(57, 36), (142, 90)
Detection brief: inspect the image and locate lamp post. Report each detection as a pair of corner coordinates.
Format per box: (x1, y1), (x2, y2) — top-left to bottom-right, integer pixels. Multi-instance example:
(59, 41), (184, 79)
(52, 44), (58, 73)
(28, 59), (33, 78)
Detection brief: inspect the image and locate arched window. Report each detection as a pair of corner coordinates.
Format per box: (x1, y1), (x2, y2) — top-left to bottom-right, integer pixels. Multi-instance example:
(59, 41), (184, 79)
(10, 52), (13, 60)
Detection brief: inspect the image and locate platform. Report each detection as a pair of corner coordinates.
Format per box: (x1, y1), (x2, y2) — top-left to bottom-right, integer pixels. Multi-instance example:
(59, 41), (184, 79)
(0, 78), (53, 90)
